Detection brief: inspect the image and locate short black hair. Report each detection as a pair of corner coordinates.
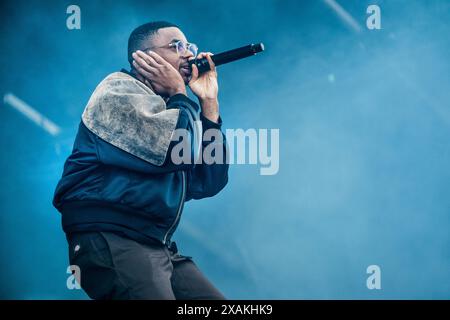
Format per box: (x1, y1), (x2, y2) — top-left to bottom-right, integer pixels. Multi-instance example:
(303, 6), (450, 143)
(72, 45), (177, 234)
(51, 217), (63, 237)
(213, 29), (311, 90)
(127, 21), (179, 66)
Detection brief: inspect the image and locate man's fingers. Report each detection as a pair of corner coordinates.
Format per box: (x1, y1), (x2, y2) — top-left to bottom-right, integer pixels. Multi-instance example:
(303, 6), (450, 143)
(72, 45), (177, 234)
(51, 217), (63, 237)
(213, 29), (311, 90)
(147, 51), (168, 66)
(189, 63), (199, 84)
(133, 54), (159, 75)
(196, 52), (216, 72)
(132, 61), (153, 79)
(196, 52), (206, 60)
(196, 52), (213, 58)
(205, 53), (216, 72)
(134, 51), (162, 68)
(133, 59), (158, 76)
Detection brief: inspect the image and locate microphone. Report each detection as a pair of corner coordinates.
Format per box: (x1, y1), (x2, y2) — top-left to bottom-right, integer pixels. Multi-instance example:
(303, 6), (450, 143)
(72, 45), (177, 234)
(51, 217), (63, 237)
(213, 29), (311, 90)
(189, 43), (265, 74)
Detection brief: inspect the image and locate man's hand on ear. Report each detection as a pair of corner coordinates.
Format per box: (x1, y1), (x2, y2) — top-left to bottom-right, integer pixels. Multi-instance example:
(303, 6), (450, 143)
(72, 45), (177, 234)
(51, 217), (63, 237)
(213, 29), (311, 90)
(132, 50), (186, 98)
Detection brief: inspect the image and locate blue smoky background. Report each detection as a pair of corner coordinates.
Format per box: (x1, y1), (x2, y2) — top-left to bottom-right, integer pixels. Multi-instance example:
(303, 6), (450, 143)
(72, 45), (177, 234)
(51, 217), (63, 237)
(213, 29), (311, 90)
(0, 0), (449, 299)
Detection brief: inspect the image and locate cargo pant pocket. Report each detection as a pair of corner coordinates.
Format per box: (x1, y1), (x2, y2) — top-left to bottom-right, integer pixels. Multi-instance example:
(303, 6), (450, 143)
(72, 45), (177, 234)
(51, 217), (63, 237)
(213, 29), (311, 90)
(68, 232), (127, 300)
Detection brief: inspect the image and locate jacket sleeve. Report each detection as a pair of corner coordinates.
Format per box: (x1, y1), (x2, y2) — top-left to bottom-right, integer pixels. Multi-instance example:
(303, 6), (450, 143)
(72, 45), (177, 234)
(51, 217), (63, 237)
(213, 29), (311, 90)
(94, 94), (202, 174)
(185, 112), (229, 201)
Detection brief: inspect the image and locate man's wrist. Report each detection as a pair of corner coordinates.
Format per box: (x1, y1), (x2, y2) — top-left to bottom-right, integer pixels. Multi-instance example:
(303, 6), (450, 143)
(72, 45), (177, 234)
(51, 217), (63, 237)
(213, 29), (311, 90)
(169, 85), (187, 97)
(199, 98), (219, 123)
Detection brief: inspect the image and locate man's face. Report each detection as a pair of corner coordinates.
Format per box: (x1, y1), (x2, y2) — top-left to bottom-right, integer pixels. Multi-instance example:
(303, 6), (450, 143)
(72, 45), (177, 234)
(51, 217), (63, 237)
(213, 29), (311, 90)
(144, 27), (195, 84)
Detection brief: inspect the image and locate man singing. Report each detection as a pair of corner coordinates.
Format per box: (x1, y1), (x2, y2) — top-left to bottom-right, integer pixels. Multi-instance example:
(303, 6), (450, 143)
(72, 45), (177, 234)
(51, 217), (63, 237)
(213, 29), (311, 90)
(53, 21), (229, 299)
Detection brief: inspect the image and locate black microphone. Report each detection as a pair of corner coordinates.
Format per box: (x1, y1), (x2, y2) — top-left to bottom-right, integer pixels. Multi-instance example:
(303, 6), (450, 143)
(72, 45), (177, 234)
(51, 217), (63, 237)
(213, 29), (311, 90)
(189, 43), (265, 74)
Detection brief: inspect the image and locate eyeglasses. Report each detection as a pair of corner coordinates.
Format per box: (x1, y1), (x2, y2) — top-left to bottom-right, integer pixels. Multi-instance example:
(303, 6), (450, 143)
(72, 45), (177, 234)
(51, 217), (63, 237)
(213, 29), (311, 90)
(143, 40), (198, 57)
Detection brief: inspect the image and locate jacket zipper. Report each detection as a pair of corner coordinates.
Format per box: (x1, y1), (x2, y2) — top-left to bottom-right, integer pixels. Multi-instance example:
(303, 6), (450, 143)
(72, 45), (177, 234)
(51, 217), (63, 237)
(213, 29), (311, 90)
(163, 170), (186, 245)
